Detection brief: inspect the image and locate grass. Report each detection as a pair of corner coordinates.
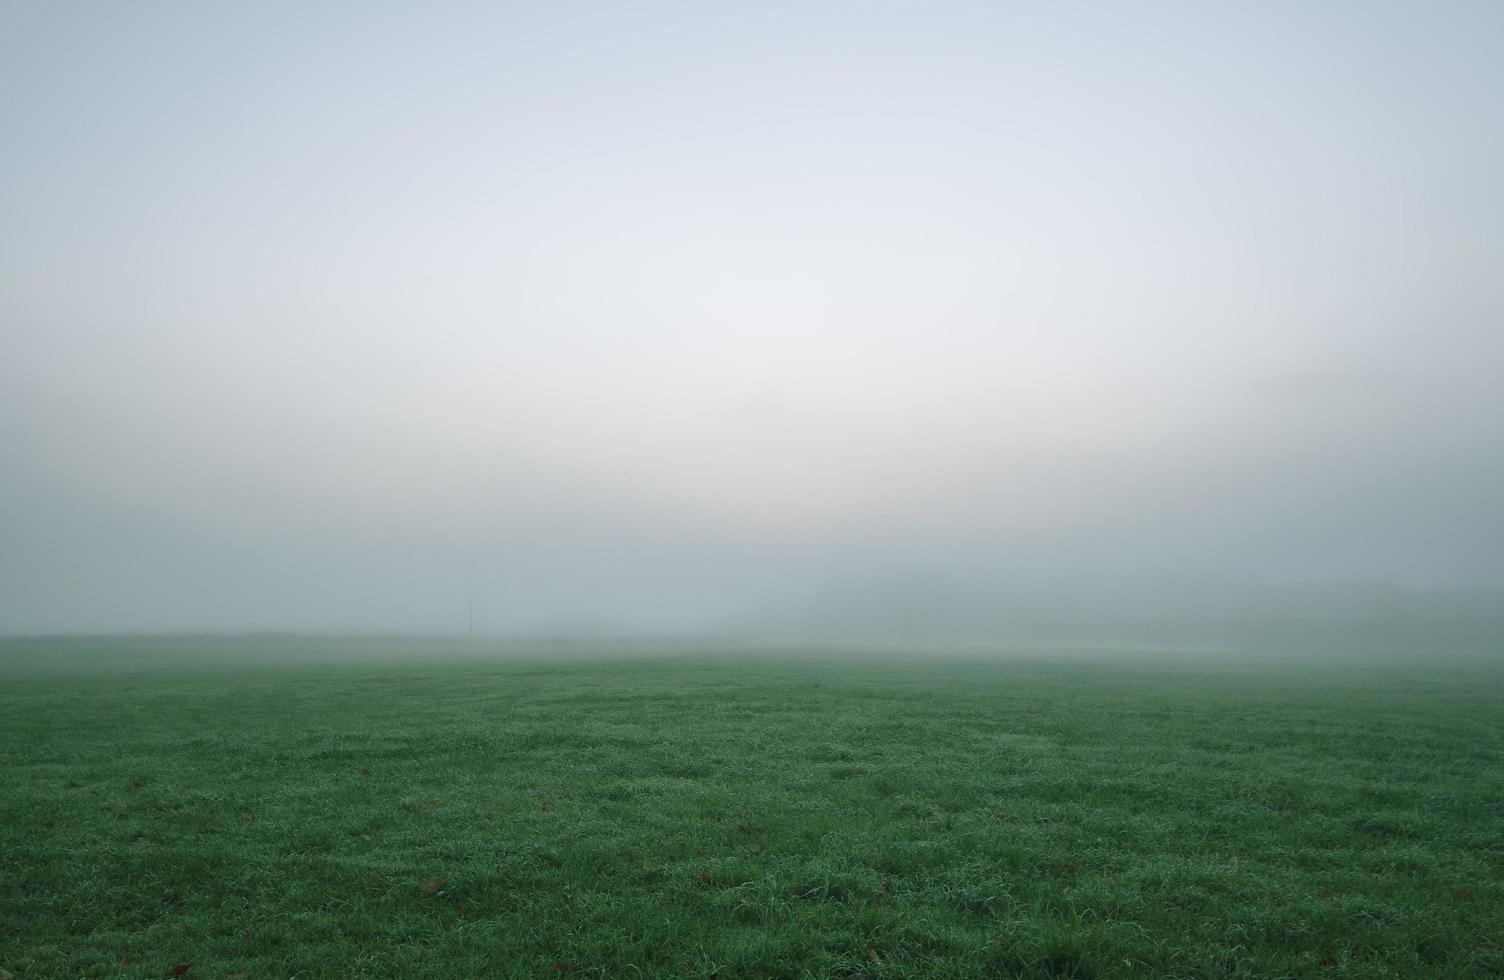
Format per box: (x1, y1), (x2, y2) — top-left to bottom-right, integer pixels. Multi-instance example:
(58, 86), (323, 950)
(2, 637), (1502, 978)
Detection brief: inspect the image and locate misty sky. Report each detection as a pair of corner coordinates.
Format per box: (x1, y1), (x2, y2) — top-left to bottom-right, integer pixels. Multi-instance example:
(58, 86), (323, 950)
(3, 2), (1503, 633)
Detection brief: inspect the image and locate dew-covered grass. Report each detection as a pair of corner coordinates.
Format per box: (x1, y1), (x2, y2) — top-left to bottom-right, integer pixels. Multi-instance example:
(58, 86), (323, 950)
(2, 637), (1501, 978)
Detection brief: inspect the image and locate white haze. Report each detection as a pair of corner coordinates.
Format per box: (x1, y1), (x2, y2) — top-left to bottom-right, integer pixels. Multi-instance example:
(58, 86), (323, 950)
(3, 2), (1503, 638)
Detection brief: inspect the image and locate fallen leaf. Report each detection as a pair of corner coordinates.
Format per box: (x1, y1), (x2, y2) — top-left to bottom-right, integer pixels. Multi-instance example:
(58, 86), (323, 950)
(1320, 890), (1337, 901)
(737, 824), (750, 834)
(424, 799), (438, 810)
(867, 947), (880, 961)
(362, 768), (372, 776)
(132, 782), (143, 790)
(166, 964), (191, 977)
(419, 879), (444, 894)
(1457, 888), (1473, 899)
(553, 965), (575, 975)
(698, 873), (711, 884)
(1320, 956), (1339, 970)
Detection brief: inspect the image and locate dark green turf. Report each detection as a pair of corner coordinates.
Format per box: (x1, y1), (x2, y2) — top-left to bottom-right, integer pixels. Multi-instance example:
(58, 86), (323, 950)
(2, 638), (1501, 978)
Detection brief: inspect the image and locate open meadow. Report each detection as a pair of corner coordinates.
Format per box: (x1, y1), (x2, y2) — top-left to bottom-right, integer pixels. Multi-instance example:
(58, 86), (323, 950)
(2, 637), (1501, 978)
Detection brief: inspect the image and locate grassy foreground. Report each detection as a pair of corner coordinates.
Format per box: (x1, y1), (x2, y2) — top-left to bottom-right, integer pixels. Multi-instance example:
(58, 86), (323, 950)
(1, 639), (1501, 978)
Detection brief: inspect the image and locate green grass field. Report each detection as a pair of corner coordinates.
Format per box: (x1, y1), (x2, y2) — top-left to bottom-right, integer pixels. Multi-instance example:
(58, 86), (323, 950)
(2, 638), (1501, 978)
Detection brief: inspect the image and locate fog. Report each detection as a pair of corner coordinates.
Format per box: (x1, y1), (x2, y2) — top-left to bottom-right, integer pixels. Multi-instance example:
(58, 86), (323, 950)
(3, 3), (1503, 643)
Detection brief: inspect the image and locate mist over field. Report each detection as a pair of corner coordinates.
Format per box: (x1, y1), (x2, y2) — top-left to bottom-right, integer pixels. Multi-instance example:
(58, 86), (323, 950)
(7, 8), (1504, 977)
(3, 1), (1503, 646)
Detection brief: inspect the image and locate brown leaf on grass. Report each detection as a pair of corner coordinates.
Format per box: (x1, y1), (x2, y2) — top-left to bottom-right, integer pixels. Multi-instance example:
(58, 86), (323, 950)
(867, 947), (880, 962)
(132, 782), (143, 790)
(118, 958), (136, 966)
(423, 799), (438, 810)
(1320, 956), (1339, 970)
(166, 964), (191, 977)
(362, 768), (371, 776)
(553, 964), (575, 975)
(419, 879), (444, 894)
(698, 873), (711, 884)
(1319, 890), (1337, 901)
(1066, 863), (1081, 874)
(1457, 888), (1473, 899)
(737, 824), (750, 835)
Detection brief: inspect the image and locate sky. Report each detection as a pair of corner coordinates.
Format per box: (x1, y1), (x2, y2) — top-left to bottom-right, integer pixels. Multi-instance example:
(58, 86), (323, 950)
(3, 1), (1503, 634)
